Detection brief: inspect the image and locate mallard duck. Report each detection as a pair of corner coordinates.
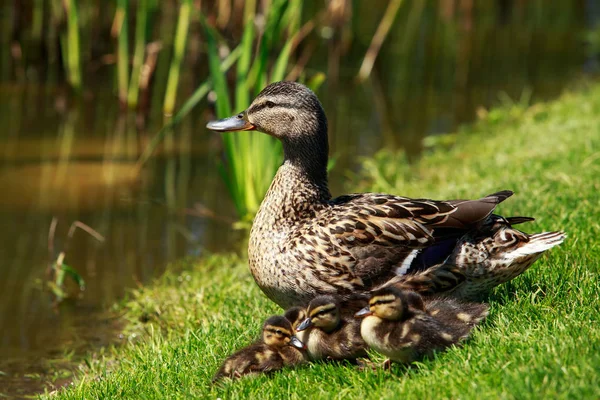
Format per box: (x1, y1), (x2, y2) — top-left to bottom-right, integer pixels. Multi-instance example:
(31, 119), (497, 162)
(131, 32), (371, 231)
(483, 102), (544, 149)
(381, 215), (566, 299)
(213, 315), (306, 382)
(355, 287), (488, 364)
(295, 295), (367, 361)
(206, 81), (565, 309)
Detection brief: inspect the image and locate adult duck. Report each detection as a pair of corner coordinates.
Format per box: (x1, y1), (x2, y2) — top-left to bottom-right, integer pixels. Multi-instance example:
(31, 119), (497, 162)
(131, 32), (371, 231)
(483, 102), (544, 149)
(206, 81), (564, 309)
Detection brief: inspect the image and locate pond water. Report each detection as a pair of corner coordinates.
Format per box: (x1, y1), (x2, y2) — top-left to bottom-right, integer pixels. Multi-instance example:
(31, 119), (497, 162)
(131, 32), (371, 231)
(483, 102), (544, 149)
(0, 1), (594, 397)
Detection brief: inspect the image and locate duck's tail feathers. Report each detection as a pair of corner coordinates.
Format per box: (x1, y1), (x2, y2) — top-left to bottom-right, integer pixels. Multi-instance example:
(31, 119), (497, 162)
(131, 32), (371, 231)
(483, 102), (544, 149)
(505, 216), (535, 226)
(444, 190), (514, 229)
(511, 231), (566, 258)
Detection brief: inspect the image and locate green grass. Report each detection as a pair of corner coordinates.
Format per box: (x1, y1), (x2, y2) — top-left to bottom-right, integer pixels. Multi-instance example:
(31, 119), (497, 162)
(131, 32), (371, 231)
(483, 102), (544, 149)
(49, 84), (600, 399)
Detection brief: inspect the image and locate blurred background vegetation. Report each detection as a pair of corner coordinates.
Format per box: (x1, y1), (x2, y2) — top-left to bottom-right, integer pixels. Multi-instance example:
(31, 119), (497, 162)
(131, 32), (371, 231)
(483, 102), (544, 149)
(1, 0), (599, 397)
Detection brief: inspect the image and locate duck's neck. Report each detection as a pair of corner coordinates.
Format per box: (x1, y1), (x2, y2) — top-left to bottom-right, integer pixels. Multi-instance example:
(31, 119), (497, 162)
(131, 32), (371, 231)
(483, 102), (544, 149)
(255, 134), (331, 226)
(281, 133), (329, 187)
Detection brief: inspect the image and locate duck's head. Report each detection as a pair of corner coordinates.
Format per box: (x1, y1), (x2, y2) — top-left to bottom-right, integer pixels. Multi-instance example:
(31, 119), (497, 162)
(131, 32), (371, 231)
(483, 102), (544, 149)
(296, 295), (341, 333)
(355, 287), (410, 321)
(206, 81), (329, 174)
(283, 306), (307, 331)
(262, 315), (304, 349)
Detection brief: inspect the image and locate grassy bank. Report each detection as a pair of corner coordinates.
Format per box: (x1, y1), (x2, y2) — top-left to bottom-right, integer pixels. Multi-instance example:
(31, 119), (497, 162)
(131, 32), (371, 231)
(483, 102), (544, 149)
(49, 83), (600, 399)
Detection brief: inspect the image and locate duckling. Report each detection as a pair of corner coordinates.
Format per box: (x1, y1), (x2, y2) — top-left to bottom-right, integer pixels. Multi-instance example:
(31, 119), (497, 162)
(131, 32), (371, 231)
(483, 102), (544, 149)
(213, 315), (305, 382)
(356, 287), (487, 364)
(295, 295), (367, 361)
(206, 81), (565, 309)
(283, 305), (307, 331)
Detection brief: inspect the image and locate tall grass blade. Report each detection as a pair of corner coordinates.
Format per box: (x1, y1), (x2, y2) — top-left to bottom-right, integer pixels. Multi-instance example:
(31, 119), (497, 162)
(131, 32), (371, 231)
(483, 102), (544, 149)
(127, 0), (148, 108)
(115, 0), (129, 106)
(163, 0), (192, 116)
(63, 0), (82, 90)
(357, 0), (403, 82)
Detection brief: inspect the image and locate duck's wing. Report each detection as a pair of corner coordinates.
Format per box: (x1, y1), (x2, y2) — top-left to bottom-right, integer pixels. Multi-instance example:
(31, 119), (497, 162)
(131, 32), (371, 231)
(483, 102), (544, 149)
(317, 191), (513, 286)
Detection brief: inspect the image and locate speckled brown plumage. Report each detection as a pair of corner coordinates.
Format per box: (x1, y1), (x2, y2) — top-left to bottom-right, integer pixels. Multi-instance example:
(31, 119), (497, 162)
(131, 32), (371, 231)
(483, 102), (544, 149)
(295, 295), (367, 361)
(207, 81), (565, 309)
(357, 287), (488, 364)
(212, 315), (306, 382)
(382, 215), (566, 299)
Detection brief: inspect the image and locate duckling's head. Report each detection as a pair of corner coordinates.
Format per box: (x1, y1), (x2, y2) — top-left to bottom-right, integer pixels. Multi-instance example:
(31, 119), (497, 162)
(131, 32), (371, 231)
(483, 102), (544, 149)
(283, 306), (307, 331)
(262, 315), (304, 349)
(356, 287), (410, 321)
(296, 295), (341, 333)
(206, 81), (329, 176)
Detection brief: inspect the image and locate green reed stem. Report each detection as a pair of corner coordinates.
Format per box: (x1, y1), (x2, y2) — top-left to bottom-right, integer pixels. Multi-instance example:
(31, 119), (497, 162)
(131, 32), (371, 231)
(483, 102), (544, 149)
(163, 0), (192, 116)
(63, 0), (82, 90)
(116, 0), (129, 106)
(127, 0), (148, 108)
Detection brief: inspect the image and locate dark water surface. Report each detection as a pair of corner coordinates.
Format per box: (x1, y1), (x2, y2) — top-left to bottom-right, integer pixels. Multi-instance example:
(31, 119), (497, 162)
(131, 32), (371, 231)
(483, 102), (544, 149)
(0, 1), (594, 397)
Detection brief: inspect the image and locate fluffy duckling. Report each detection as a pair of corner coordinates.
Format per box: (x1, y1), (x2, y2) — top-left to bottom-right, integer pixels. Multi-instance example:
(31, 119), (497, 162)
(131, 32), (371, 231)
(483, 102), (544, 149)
(296, 295), (367, 361)
(213, 315), (306, 382)
(356, 287), (487, 364)
(283, 305), (307, 331)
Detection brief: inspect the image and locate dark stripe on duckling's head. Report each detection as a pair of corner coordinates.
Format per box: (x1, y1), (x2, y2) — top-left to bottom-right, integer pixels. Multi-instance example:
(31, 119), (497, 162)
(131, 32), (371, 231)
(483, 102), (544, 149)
(302, 295), (341, 332)
(306, 295), (339, 316)
(283, 306), (307, 330)
(368, 287), (411, 321)
(262, 315), (295, 347)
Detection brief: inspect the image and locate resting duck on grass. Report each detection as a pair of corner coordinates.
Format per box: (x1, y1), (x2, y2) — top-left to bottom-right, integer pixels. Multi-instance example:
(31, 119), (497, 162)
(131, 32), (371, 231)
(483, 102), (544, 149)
(295, 295), (367, 361)
(207, 81), (565, 309)
(355, 287), (488, 365)
(213, 315), (306, 382)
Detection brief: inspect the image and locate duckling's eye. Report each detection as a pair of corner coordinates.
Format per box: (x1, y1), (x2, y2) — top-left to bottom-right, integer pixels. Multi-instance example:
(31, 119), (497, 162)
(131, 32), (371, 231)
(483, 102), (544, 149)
(275, 329), (282, 335)
(265, 100), (275, 108)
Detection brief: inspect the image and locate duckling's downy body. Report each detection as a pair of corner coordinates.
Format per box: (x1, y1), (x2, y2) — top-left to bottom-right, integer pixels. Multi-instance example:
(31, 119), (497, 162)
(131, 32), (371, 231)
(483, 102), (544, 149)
(356, 287), (488, 364)
(213, 316), (306, 381)
(207, 82), (565, 309)
(295, 295), (367, 361)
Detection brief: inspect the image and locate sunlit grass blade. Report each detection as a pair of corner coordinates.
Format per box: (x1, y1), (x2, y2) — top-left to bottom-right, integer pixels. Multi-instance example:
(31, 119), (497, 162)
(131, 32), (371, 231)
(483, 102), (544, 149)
(235, 19), (255, 111)
(127, 0), (148, 108)
(114, 0), (129, 106)
(63, 0), (82, 90)
(357, 0), (403, 82)
(163, 0), (192, 116)
(248, 0), (288, 93)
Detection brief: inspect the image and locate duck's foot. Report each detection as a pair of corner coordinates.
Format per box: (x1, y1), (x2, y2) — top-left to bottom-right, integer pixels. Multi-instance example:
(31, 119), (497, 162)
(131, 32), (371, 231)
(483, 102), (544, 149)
(382, 359), (392, 370)
(356, 358), (378, 371)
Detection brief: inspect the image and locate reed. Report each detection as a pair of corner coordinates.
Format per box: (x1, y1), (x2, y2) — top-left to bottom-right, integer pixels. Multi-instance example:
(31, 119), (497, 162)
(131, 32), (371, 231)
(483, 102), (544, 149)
(163, 0), (192, 116)
(205, 0), (313, 221)
(115, 0), (129, 106)
(127, 0), (148, 108)
(63, 0), (82, 90)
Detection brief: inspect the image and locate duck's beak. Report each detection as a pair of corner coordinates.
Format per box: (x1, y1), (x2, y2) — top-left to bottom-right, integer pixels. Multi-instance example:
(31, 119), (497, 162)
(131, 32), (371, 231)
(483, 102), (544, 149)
(355, 307), (372, 317)
(206, 112), (255, 132)
(296, 318), (313, 332)
(289, 336), (305, 349)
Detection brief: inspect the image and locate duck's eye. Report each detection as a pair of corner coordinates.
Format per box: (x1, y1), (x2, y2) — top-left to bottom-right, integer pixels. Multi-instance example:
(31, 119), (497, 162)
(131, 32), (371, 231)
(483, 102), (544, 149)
(275, 329), (282, 335)
(265, 101), (275, 108)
